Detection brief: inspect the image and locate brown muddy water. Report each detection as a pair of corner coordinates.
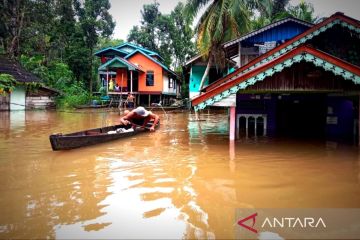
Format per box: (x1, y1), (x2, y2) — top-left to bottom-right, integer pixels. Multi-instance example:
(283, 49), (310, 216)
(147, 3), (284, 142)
(0, 110), (360, 239)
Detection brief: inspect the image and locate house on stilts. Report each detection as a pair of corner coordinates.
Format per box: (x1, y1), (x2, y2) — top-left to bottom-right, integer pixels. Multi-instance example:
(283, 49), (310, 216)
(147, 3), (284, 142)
(95, 43), (181, 106)
(190, 12), (360, 144)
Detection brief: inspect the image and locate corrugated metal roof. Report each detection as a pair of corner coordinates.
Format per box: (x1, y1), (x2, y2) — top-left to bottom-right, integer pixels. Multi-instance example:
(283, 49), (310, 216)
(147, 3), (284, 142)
(0, 55), (42, 83)
(223, 17), (313, 48)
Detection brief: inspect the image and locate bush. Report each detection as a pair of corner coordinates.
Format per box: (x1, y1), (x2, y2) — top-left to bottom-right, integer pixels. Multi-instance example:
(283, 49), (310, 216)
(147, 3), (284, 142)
(56, 82), (92, 108)
(20, 54), (94, 109)
(0, 74), (17, 95)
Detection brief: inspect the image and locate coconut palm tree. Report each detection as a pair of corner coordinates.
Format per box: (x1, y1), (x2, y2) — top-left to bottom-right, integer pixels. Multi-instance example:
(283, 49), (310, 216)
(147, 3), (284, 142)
(185, 0), (272, 91)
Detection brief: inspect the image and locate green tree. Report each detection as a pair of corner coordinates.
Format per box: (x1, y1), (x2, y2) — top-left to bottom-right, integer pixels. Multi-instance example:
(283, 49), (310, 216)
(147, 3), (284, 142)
(0, 74), (17, 95)
(287, 1), (318, 23)
(128, 2), (195, 68)
(76, 0), (115, 92)
(270, 0), (290, 21)
(0, 0), (116, 106)
(96, 38), (124, 50)
(128, 2), (163, 58)
(169, 2), (195, 70)
(185, 0), (252, 90)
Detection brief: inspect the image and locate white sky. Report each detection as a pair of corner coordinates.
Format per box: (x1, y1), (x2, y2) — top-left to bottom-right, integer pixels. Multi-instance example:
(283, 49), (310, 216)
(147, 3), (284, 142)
(109, 0), (360, 40)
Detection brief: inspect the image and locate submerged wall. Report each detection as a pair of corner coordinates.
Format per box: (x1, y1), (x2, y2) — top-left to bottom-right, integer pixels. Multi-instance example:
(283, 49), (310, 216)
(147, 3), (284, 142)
(10, 86), (26, 111)
(236, 93), (357, 142)
(0, 95), (10, 111)
(26, 96), (56, 110)
(326, 96), (355, 141)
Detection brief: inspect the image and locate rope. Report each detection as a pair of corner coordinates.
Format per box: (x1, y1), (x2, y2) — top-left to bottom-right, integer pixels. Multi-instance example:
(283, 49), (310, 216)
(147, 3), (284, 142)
(149, 104), (169, 120)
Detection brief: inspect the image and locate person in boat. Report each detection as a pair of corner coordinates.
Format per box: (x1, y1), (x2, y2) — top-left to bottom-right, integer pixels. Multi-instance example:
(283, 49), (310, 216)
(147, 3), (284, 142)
(120, 106), (159, 131)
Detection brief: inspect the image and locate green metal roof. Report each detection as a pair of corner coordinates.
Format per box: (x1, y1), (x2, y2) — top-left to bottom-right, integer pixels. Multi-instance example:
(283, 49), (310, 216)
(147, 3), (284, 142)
(98, 57), (142, 71)
(94, 47), (128, 57)
(116, 42), (157, 55)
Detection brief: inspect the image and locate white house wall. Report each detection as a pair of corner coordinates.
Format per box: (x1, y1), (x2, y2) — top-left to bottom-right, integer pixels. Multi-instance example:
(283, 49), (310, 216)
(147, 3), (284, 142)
(10, 86), (26, 110)
(162, 71), (176, 95)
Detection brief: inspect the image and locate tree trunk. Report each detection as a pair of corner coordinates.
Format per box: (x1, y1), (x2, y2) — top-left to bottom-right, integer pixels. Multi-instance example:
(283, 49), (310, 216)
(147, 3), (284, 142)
(8, 3), (25, 59)
(198, 57), (212, 91)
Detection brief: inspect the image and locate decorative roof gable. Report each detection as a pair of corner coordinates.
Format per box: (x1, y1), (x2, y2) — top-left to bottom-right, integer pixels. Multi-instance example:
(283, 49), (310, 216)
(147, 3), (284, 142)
(192, 45), (360, 110)
(98, 57), (143, 72)
(203, 12), (360, 94)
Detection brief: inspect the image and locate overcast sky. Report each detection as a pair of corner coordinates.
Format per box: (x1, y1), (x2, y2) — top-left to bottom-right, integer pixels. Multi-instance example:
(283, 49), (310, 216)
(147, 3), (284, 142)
(109, 0), (360, 40)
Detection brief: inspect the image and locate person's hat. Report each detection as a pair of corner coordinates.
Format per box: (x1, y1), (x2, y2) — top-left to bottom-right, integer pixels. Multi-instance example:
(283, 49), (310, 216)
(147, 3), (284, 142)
(133, 106), (150, 117)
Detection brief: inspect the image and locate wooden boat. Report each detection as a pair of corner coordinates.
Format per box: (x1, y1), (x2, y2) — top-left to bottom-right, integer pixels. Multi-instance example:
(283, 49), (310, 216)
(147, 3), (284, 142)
(49, 121), (159, 151)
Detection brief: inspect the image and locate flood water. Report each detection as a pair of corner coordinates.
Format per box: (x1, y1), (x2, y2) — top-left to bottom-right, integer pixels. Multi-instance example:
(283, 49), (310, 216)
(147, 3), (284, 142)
(0, 110), (360, 239)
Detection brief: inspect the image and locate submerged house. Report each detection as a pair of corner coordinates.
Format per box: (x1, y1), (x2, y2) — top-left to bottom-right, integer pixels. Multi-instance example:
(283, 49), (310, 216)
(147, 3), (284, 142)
(183, 55), (236, 98)
(184, 17), (313, 99)
(0, 55), (60, 111)
(95, 42), (180, 106)
(191, 13), (360, 144)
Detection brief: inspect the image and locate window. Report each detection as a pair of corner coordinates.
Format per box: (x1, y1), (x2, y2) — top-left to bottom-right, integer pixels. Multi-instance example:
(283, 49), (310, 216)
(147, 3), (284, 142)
(168, 78), (173, 88)
(146, 71), (154, 86)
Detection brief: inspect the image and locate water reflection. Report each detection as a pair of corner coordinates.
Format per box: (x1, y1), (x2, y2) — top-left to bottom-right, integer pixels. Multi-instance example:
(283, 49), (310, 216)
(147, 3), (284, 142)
(0, 110), (360, 239)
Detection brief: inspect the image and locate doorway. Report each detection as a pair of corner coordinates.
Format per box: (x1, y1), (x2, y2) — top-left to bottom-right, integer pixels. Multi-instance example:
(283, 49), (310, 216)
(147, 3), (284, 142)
(276, 94), (327, 138)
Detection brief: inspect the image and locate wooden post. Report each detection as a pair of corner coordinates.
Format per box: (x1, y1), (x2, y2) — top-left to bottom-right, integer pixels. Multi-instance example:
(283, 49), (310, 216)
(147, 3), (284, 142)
(238, 42), (242, 67)
(148, 94), (151, 107)
(358, 95), (360, 146)
(120, 72), (124, 108)
(246, 116), (249, 138)
(106, 69), (109, 95)
(230, 106), (236, 141)
(264, 116), (267, 136)
(229, 139), (235, 170)
(254, 117), (257, 137)
(130, 70), (133, 93)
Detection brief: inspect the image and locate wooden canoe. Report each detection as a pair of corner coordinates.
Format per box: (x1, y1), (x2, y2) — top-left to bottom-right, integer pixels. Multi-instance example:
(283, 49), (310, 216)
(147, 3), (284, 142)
(49, 121), (159, 151)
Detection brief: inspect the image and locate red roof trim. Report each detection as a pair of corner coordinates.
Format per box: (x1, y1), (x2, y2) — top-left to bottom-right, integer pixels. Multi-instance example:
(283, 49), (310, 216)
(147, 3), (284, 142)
(203, 12), (360, 93)
(192, 45), (360, 106)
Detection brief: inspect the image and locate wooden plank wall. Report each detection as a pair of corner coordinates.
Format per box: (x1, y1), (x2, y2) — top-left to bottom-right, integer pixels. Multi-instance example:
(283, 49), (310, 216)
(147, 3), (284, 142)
(246, 62), (360, 92)
(0, 95), (9, 111)
(26, 96), (56, 109)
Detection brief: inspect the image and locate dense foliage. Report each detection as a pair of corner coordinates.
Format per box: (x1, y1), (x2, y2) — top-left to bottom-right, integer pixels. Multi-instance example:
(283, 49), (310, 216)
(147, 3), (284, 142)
(0, 74), (16, 95)
(0, 0), (320, 106)
(128, 2), (195, 71)
(0, 0), (115, 107)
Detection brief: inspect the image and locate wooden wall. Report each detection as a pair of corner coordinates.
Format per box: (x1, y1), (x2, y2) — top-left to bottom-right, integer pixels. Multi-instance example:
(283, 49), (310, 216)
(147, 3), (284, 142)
(245, 61), (360, 92)
(26, 96), (56, 110)
(0, 95), (9, 111)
